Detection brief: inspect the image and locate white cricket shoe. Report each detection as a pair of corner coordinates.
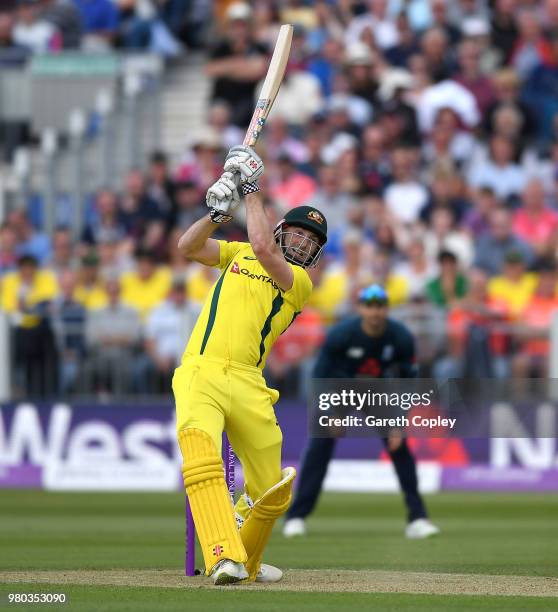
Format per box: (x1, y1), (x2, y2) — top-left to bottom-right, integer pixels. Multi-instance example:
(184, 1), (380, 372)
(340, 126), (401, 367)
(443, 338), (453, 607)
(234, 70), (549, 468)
(256, 563), (283, 583)
(282, 518), (306, 538)
(405, 518), (441, 539)
(211, 559), (249, 585)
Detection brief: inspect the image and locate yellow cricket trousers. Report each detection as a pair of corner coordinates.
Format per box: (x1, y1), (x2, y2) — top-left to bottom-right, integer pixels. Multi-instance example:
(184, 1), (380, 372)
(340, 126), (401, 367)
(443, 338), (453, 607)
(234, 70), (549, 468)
(172, 353), (283, 518)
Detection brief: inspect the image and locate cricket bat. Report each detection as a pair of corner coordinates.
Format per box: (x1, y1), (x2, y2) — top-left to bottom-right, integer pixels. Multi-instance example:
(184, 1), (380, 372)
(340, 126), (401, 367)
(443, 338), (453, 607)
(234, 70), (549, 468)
(243, 24), (293, 147)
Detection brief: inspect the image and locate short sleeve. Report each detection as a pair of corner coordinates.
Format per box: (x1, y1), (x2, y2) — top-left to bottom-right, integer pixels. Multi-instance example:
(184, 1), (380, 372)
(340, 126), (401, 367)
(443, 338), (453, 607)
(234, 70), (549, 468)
(216, 240), (247, 270)
(282, 264), (313, 310)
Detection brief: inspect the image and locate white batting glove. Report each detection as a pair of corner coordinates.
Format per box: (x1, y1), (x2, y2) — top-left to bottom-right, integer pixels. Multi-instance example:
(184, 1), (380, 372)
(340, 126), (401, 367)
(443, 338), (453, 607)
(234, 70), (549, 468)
(206, 172), (240, 223)
(224, 145), (264, 185)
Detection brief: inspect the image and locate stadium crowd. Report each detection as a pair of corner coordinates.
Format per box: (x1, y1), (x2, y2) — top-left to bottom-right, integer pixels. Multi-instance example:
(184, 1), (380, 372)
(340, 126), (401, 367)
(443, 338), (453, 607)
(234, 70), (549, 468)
(3, 0), (558, 398)
(0, 0), (210, 57)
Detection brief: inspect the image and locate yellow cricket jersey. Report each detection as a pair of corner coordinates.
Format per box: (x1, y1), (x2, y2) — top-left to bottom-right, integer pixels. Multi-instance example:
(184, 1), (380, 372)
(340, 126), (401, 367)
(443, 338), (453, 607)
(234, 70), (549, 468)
(120, 267), (172, 319)
(0, 269), (58, 327)
(74, 283), (108, 310)
(183, 241), (313, 369)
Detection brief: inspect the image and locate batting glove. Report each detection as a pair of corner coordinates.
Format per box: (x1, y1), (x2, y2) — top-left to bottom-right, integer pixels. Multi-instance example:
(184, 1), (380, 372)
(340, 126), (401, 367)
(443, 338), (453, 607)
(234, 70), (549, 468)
(206, 172), (240, 223)
(224, 145), (264, 185)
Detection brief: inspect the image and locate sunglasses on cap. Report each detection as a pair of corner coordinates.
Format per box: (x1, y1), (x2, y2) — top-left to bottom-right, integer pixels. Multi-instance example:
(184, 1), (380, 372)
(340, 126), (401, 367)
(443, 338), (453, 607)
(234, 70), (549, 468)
(358, 284), (388, 306)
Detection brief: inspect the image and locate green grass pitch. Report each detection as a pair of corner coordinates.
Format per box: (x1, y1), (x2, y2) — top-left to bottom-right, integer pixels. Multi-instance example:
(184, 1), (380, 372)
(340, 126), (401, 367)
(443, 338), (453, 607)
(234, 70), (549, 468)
(0, 490), (557, 610)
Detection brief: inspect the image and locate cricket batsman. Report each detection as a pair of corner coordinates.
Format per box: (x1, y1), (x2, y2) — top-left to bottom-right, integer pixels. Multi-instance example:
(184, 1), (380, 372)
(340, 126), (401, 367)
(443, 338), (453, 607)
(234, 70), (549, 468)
(173, 145), (327, 585)
(283, 284), (440, 540)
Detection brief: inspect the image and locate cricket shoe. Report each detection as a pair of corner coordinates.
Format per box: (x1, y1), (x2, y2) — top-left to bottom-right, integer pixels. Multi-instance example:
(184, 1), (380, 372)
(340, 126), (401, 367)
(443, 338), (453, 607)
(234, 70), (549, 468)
(405, 518), (441, 539)
(211, 559), (249, 585)
(256, 563), (283, 583)
(282, 518), (306, 538)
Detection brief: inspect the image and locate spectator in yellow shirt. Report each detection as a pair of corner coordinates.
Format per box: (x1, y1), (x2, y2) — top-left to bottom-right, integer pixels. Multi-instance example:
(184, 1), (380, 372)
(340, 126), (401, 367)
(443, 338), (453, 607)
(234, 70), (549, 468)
(487, 250), (537, 318)
(120, 249), (171, 319)
(2, 255), (59, 397)
(74, 253), (108, 311)
(1, 255), (58, 322)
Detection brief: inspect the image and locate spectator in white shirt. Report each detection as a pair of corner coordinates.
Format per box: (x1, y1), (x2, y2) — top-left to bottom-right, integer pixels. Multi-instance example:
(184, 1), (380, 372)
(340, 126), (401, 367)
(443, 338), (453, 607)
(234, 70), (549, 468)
(467, 134), (527, 202)
(136, 280), (200, 392)
(13, 0), (61, 53)
(384, 146), (429, 223)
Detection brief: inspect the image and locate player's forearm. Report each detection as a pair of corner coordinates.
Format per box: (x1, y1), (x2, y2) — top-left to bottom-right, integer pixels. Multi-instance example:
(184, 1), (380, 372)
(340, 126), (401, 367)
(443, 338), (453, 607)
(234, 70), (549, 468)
(245, 193), (276, 256)
(177, 215), (217, 256)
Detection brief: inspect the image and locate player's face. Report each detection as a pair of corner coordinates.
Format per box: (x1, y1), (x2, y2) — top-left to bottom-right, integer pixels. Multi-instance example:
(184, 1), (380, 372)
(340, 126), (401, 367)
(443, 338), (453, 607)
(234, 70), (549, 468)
(358, 302), (388, 330)
(282, 225), (321, 265)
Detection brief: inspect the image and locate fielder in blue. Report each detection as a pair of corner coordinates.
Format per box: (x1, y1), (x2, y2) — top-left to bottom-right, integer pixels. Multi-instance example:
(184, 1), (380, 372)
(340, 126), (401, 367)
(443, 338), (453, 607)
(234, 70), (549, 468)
(283, 284), (440, 539)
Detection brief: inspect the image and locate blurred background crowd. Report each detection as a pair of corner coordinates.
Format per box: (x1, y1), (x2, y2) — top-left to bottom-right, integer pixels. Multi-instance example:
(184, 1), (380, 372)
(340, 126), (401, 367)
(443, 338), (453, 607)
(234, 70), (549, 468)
(0, 0), (210, 58)
(3, 0), (558, 400)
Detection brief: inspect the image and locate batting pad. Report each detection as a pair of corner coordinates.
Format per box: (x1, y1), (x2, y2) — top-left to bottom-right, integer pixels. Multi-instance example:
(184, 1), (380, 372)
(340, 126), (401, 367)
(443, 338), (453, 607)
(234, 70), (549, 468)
(179, 428), (247, 574)
(240, 466), (296, 580)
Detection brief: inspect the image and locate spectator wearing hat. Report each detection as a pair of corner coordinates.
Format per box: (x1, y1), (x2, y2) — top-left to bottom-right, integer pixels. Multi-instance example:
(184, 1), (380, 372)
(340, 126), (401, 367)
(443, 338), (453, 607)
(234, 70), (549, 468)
(206, 2), (268, 127)
(343, 41), (380, 108)
(267, 59), (324, 126)
(474, 207), (535, 275)
(74, 253), (108, 310)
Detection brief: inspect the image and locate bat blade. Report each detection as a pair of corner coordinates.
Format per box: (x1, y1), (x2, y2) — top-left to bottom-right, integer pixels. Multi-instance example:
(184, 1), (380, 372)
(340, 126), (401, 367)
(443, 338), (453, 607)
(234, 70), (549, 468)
(244, 24), (293, 147)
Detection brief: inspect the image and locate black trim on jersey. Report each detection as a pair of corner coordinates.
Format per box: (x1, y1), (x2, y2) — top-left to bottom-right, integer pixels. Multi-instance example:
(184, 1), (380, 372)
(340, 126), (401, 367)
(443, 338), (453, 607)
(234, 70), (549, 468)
(256, 293), (284, 367)
(199, 266), (228, 355)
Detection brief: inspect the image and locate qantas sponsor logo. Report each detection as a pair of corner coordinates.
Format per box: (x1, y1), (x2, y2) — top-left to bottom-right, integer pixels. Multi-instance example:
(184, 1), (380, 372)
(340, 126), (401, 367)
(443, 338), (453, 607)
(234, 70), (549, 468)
(230, 261), (279, 290)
